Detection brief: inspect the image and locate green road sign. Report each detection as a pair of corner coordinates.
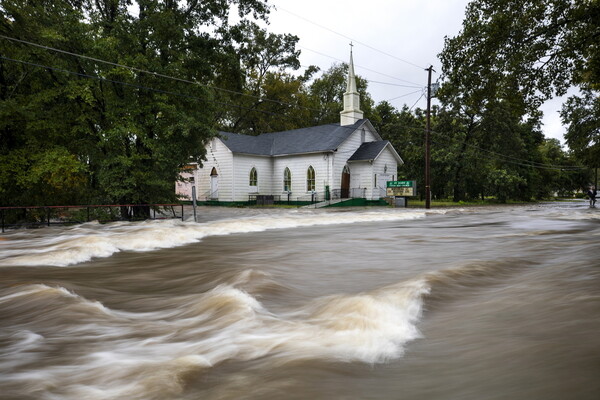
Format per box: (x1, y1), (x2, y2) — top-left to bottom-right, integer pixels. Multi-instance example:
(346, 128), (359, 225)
(387, 180), (414, 188)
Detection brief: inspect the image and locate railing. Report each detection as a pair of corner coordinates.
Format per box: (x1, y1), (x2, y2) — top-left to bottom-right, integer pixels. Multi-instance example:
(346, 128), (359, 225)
(330, 189), (342, 200)
(203, 190), (219, 201)
(0, 204), (184, 232)
(248, 195), (281, 205)
(246, 188), (369, 207)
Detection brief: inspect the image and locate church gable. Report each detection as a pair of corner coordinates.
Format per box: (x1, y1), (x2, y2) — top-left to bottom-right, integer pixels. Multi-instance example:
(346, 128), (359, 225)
(348, 141), (390, 162)
(348, 141), (403, 164)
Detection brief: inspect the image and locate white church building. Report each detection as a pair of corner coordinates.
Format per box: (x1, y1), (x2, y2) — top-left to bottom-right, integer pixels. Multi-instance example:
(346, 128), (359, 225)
(176, 51), (403, 204)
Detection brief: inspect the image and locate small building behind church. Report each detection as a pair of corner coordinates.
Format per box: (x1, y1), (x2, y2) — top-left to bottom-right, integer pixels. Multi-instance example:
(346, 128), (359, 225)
(176, 51), (403, 205)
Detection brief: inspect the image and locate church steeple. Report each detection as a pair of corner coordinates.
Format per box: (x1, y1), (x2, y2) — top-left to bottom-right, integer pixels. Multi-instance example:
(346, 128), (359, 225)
(340, 44), (363, 126)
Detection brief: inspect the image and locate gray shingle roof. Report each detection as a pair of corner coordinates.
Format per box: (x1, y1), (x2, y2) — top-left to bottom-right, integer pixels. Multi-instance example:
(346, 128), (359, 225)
(217, 131), (274, 156)
(347, 140), (390, 161)
(218, 119), (365, 156)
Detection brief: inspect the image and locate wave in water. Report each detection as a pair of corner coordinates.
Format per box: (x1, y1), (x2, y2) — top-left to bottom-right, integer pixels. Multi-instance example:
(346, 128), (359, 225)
(0, 273), (428, 399)
(0, 258), (539, 400)
(0, 210), (426, 267)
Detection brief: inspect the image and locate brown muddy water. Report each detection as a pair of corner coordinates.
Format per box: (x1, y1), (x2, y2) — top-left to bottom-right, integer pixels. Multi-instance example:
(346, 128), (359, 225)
(1, 202), (599, 400)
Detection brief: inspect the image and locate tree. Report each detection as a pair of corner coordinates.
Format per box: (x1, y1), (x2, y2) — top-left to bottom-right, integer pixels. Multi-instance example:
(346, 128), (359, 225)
(0, 0), (272, 207)
(440, 0), (599, 106)
(436, 0), (598, 201)
(307, 62), (375, 125)
(536, 138), (589, 196)
(220, 60), (377, 135)
(216, 21), (307, 134)
(562, 88), (600, 173)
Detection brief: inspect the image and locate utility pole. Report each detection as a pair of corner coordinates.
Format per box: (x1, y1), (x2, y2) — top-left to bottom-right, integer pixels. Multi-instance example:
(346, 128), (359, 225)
(425, 65), (434, 209)
(192, 185), (197, 222)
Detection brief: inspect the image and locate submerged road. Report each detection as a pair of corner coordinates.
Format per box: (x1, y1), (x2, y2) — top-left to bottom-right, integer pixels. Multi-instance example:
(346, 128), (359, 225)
(1, 202), (599, 399)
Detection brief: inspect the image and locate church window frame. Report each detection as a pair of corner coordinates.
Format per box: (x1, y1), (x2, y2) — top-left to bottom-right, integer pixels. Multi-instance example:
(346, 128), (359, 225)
(307, 166), (315, 192)
(249, 167), (258, 189)
(283, 167), (292, 192)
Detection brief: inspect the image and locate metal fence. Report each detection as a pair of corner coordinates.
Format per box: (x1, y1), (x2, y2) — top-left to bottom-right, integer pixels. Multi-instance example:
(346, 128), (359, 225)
(0, 204), (184, 232)
(248, 188), (368, 207)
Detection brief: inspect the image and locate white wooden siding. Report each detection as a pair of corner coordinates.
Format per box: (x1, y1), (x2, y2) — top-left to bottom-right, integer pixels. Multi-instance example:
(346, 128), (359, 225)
(176, 138), (234, 201)
(198, 138), (234, 200)
(371, 147), (399, 199)
(232, 154), (273, 201)
(333, 128), (360, 190)
(273, 153), (330, 199)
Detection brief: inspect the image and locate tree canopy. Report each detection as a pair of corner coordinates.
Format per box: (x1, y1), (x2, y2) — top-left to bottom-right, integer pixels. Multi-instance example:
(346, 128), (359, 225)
(0, 0), (272, 206)
(433, 0), (597, 200)
(440, 0), (599, 106)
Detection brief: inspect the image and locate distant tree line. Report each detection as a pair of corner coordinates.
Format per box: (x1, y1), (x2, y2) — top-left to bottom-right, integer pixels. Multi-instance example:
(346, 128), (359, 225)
(0, 0), (597, 207)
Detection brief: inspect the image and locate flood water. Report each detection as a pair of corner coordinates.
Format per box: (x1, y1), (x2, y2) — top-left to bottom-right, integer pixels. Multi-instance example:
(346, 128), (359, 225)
(1, 202), (599, 400)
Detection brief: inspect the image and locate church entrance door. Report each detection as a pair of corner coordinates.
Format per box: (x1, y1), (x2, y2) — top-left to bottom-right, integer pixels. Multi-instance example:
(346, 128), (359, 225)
(341, 165), (350, 198)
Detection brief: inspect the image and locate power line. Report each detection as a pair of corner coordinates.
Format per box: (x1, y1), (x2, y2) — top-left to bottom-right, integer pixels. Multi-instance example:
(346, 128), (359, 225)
(429, 127), (583, 170)
(277, 6), (426, 70)
(2, 54), (389, 129)
(2, 52), (583, 171)
(424, 127), (585, 170)
(1, 36), (429, 127)
(1, 34), (426, 125)
(375, 123), (584, 171)
(0, 34), (325, 114)
(298, 61), (422, 89)
(409, 92), (425, 111)
(430, 136), (582, 171)
(0, 55), (309, 122)
(1, 34), (423, 117)
(299, 61), (421, 87)
(384, 89), (424, 103)
(0, 34), (418, 120)
(367, 79), (422, 88)
(299, 45), (423, 86)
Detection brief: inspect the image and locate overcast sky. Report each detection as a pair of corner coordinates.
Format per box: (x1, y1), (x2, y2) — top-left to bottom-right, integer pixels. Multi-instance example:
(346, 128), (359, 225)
(261, 0), (567, 144)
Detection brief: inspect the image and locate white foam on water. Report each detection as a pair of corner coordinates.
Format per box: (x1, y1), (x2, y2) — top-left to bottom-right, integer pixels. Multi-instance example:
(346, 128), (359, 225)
(0, 210), (426, 267)
(0, 277), (429, 400)
(278, 279), (428, 363)
(0, 283), (78, 303)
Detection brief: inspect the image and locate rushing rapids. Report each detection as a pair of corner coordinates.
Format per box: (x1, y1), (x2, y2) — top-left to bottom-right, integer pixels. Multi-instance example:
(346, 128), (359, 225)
(1, 203), (599, 400)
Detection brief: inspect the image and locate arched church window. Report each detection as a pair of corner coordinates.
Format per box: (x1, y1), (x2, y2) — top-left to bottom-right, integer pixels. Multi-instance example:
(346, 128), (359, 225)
(307, 166), (315, 192)
(249, 167), (257, 187)
(284, 167), (292, 192)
